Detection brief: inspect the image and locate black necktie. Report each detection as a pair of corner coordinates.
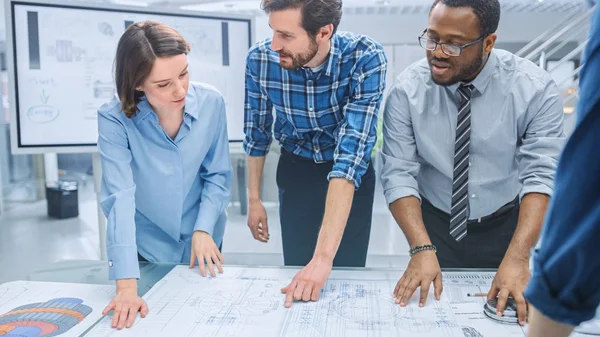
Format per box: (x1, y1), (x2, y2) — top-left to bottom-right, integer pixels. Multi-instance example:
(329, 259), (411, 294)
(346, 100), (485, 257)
(449, 84), (473, 242)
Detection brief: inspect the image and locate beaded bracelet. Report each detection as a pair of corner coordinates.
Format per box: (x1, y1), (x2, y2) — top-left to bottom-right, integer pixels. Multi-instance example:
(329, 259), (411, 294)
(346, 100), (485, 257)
(409, 244), (437, 257)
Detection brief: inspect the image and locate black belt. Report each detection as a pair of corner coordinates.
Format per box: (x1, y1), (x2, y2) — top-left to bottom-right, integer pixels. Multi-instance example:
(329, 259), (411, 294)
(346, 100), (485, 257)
(280, 147), (333, 164)
(467, 196), (519, 224)
(422, 195), (519, 224)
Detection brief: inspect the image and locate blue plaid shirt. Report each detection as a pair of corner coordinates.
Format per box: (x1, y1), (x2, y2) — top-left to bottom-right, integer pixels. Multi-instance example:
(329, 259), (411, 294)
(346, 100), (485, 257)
(243, 31), (387, 189)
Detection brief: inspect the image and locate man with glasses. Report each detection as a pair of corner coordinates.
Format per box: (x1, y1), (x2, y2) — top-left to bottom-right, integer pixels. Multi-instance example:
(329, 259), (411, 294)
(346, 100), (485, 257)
(380, 0), (565, 324)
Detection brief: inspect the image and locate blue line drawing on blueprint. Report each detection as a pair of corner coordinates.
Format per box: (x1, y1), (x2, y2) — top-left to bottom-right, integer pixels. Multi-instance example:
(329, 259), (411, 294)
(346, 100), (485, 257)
(86, 267), (465, 337)
(280, 279), (462, 337)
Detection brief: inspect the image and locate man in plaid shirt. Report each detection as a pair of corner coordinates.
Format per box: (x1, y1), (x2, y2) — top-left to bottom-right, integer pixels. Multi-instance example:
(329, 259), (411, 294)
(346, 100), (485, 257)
(243, 0), (387, 306)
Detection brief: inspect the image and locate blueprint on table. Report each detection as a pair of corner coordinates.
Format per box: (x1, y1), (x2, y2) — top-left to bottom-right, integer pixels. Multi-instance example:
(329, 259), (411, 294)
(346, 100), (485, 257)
(86, 266), (464, 337)
(443, 272), (527, 337)
(84, 267), (596, 337)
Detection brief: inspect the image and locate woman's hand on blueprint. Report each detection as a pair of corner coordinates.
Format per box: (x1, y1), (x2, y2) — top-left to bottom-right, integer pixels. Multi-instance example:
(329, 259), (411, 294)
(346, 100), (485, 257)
(190, 230), (225, 278)
(487, 256), (530, 326)
(281, 256), (333, 308)
(393, 250), (443, 307)
(103, 279), (149, 330)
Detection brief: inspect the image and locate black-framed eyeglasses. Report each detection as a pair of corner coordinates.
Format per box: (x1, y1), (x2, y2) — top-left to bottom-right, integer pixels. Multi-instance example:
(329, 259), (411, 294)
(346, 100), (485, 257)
(418, 29), (485, 57)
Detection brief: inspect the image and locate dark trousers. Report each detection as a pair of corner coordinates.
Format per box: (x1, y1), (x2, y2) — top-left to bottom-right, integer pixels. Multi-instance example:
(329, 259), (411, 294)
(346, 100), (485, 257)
(276, 149), (375, 267)
(421, 197), (520, 268)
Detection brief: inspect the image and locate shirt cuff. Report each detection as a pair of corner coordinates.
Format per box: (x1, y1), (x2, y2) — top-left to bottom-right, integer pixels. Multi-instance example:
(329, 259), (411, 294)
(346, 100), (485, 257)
(193, 203), (221, 236)
(328, 169), (360, 190)
(243, 139), (271, 157)
(107, 245), (140, 280)
(385, 186), (421, 205)
(520, 183), (553, 201)
(525, 257), (597, 326)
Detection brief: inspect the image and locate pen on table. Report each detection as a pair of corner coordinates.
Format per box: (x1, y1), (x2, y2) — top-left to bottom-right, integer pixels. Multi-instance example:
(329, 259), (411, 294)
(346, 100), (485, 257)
(467, 293), (488, 297)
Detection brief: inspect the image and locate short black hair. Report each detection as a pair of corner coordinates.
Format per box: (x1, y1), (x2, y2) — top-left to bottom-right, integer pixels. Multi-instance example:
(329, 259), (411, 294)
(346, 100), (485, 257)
(261, 0), (343, 37)
(430, 0), (501, 36)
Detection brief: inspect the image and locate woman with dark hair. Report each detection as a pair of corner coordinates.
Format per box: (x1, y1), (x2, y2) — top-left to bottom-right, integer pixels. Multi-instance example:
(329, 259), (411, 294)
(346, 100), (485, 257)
(98, 21), (231, 330)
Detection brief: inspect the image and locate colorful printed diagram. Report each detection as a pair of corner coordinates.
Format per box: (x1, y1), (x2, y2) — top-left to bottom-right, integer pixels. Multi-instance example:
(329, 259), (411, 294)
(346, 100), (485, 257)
(0, 298), (92, 336)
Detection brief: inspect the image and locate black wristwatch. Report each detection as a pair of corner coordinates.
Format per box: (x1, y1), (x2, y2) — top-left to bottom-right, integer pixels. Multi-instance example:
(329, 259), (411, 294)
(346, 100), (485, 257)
(409, 244), (437, 257)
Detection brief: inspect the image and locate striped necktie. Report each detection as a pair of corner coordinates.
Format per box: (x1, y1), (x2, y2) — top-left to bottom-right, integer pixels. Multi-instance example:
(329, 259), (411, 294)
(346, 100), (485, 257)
(450, 84), (473, 242)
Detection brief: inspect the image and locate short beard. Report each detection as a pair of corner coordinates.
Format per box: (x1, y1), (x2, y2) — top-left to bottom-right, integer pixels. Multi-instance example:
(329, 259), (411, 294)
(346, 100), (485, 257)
(431, 46), (486, 86)
(279, 36), (319, 70)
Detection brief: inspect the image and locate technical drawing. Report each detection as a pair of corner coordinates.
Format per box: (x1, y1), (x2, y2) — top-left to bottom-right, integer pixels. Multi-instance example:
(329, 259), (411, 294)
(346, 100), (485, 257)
(462, 326), (484, 337)
(0, 298), (92, 336)
(442, 275), (527, 337)
(87, 267), (465, 337)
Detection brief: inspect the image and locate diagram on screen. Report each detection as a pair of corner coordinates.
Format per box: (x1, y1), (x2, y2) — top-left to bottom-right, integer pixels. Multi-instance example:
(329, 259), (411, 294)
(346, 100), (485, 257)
(46, 40), (86, 63)
(0, 298), (92, 336)
(27, 89), (59, 123)
(171, 22), (223, 66)
(93, 80), (115, 100)
(97, 22), (114, 36)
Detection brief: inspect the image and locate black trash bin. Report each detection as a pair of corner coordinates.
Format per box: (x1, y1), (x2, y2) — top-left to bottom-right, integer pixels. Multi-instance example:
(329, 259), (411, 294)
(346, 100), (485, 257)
(46, 181), (79, 219)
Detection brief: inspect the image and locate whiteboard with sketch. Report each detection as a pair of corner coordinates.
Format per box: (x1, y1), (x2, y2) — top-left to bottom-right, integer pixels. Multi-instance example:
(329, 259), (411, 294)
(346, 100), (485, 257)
(5, 0), (253, 154)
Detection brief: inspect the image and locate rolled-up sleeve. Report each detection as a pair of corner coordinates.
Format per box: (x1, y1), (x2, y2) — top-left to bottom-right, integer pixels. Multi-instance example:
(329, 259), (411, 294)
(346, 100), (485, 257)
(328, 50), (387, 189)
(380, 79), (421, 205)
(517, 78), (565, 200)
(243, 53), (274, 157)
(194, 98), (233, 235)
(97, 111), (139, 281)
(524, 110), (600, 326)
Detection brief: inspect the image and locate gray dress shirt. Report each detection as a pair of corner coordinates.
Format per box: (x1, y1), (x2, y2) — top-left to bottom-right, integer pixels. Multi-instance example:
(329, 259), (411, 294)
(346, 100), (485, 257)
(381, 49), (565, 219)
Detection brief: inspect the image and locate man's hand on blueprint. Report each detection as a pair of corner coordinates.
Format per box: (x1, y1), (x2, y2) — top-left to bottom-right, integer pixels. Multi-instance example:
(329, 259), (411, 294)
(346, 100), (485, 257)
(103, 279), (149, 330)
(487, 256), (530, 326)
(393, 250), (443, 307)
(281, 256), (333, 308)
(190, 230), (225, 277)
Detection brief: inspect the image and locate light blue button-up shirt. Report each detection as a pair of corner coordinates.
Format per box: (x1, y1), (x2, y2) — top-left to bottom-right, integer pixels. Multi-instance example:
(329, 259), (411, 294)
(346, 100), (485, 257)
(98, 82), (232, 280)
(381, 49), (565, 219)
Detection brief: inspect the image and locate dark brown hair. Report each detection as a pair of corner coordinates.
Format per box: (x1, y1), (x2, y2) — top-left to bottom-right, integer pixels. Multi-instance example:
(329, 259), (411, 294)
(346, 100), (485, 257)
(261, 0), (342, 37)
(114, 21), (190, 118)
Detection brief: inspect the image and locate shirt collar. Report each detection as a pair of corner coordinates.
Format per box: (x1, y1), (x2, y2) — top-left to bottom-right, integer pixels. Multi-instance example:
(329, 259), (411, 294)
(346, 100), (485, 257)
(297, 34), (340, 77)
(448, 49), (498, 95)
(323, 34), (340, 77)
(132, 85), (198, 124)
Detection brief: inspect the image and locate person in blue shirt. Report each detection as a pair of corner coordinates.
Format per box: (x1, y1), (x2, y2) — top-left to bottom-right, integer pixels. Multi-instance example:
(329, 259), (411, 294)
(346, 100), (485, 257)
(244, 0), (387, 308)
(97, 21), (232, 330)
(525, 6), (600, 336)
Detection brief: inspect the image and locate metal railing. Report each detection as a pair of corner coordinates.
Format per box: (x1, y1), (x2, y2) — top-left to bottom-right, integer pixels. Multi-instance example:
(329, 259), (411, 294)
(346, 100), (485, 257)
(516, 5), (596, 115)
(516, 6), (596, 63)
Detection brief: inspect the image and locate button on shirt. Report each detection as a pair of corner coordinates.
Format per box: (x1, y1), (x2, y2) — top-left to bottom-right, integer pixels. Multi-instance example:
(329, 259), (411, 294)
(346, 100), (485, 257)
(98, 82), (232, 280)
(243, 32), (388, 188)
(381, 49), (565, 219)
